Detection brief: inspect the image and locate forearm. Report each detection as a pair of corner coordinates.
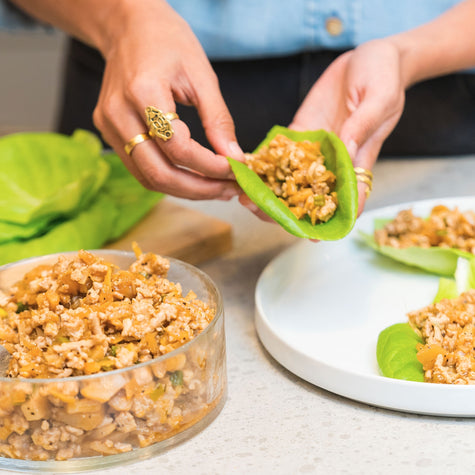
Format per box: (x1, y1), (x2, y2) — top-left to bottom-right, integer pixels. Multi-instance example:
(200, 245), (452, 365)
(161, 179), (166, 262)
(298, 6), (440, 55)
(389, 0), (475, 87)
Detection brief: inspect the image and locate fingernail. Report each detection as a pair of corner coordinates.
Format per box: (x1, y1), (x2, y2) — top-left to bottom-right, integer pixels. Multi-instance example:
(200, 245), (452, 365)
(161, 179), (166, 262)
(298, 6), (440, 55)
(246, 202), (259, 213)
(220, 186), (239, 201)
(238, 195), (258, 213)
(228, 141), (244, 159)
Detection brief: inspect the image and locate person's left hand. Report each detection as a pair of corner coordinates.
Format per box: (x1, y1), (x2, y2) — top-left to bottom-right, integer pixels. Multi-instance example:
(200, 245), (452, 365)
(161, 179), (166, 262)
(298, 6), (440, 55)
(289, 39), (407, 216)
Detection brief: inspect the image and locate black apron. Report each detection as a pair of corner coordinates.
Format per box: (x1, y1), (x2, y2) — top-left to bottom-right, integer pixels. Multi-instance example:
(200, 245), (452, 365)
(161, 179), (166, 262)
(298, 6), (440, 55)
(57, 38), (475, 156)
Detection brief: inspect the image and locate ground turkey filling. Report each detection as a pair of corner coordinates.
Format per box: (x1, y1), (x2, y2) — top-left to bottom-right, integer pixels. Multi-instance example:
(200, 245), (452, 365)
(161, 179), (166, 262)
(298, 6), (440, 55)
(0, 249), (213, 378)
(0, 249), (216, 460)
(408, 289), (475, 384)
(245, 134), (338, 224)
(374, 205), (475, 252)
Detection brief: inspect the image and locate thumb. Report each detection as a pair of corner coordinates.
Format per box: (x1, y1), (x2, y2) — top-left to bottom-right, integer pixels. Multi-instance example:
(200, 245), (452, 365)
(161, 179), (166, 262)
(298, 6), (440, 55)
(340, 90), (404, 167)
(340, 99), (383, 215)
(341, 95), (403, 216)
(339, 96), (385, 164)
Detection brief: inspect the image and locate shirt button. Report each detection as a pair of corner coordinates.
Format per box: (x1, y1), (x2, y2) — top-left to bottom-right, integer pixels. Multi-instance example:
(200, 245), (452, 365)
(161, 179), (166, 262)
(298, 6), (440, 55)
(325, 16), (344, 36)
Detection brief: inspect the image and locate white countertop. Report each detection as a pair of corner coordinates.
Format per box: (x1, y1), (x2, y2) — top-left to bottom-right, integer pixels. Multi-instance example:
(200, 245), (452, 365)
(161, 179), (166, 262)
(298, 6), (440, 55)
(4, 156), (475, 475)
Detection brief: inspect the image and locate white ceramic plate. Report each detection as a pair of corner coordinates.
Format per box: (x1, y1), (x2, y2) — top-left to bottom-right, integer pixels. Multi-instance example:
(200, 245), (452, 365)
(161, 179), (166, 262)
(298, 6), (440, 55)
(255, 196), (475, 417)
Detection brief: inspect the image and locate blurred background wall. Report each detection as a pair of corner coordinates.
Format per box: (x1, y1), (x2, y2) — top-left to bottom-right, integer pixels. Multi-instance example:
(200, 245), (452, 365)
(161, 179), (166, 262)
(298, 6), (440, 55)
(0, 31), (66, 135)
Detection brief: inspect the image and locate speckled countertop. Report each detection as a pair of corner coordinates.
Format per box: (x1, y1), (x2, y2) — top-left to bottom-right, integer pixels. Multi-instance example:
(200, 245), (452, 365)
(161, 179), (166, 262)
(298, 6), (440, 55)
(4, 156), (475, 475)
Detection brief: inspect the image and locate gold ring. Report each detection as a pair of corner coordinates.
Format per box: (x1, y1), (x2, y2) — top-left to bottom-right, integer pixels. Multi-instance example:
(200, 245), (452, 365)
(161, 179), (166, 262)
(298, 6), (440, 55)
(354, 167), (373, 199)
(356, 174), (373, 199)
(124, 133), (151, 155)
(354, 167), (373, 180)
(145, 106), (179, 142)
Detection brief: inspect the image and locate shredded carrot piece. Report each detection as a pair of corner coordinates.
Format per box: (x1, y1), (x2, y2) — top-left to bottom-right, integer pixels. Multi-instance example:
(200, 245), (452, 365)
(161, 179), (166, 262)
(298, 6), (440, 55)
(132, 241), (143, 258)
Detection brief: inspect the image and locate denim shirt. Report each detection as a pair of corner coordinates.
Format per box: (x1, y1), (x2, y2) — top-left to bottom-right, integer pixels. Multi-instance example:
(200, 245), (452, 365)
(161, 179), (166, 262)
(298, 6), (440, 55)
(167, 0), (461, 59)
(0, 1), (47, 31)
(0, 0), (462, 58)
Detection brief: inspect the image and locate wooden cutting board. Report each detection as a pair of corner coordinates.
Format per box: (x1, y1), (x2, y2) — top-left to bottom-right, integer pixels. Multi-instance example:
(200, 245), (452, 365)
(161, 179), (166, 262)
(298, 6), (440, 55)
(105, 200), (233, 265)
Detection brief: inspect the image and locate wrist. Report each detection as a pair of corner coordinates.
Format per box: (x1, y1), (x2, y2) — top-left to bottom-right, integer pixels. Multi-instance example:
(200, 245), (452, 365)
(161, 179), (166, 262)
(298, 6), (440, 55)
(97, 0), (178, 58)
(385, 34), (420, 89)
(90, 0), (139, 57)
(384, 2), (475, 89)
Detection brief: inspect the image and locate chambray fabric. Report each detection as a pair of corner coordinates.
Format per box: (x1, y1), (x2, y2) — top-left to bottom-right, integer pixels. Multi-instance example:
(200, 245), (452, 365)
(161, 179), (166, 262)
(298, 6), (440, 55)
(167, 0), (461, 59)
(2, 0), (474, 155)
(0, 1), (47, 31)
(0, 0), (462, 55)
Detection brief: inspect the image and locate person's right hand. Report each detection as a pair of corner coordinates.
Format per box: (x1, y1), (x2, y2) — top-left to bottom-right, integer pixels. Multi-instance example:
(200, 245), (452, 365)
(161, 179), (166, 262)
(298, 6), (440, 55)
(92, 0), (243, 200)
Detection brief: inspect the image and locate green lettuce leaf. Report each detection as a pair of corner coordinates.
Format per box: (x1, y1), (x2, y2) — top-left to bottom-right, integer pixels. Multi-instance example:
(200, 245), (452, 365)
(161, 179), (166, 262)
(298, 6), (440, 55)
(431, 258), (475, 303)
(376, 323), (424, 382)
(0, 129), (109, 226)
(377, 257), (475, 382)
(0, 216), (52, 244)
(432, 277), (458, 303)
(228, 126), (358, 240)
(0, 194), (118, 265)
(0, 133), (162, 265)
(70, 128), (102, 155)
(100, 152), (163, 240)
(454, 256), (475, 293)
(359, 230), (472, 277)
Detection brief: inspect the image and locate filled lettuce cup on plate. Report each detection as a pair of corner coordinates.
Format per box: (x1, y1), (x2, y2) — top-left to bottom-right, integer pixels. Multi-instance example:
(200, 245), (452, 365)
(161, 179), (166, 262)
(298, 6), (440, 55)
(228, 126), (358, 240)
(360, 205), (474, 276)
(377, 257), (475, 383)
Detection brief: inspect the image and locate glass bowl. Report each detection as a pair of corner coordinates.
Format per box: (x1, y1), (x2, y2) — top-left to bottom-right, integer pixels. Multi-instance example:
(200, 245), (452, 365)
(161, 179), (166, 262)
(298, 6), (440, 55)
(0, 250), (226, 472)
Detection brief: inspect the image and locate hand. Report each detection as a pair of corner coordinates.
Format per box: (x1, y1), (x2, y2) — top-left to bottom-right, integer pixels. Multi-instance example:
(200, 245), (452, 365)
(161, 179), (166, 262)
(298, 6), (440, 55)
(289, 39), (406, 215)
(93, 0), (243, 200)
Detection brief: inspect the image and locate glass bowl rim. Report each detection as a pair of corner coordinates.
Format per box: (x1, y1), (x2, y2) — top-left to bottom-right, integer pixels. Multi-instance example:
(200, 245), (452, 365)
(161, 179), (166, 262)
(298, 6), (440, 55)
(0, 249), (224, 384)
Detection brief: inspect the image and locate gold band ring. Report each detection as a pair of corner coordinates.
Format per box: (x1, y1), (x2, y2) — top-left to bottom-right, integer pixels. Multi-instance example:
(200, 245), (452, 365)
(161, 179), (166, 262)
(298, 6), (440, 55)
(354, 167), (373, 180)
(354, 167), (373, 199)
(124, 133), (151, 155)
(145, 106), (180, 142)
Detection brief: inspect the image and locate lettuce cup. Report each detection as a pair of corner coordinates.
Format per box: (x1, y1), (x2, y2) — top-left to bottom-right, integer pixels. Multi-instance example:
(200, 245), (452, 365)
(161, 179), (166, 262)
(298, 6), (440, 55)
(360, 205), (475, 276)
(228, 126), (358, 240)
(377, 258), (475, 383)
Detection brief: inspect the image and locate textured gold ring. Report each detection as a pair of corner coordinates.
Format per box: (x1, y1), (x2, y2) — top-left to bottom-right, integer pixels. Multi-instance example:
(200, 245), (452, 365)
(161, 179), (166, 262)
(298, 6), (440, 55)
(354, 166), (373, 180)
(355, 173), (373, 199)
(145, 106), (180, 142)
(124, 133), (151, 155)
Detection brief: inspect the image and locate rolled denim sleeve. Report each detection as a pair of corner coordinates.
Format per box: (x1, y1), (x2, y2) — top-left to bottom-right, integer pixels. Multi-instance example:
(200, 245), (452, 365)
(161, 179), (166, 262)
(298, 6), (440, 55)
(0, 0), (49, 31)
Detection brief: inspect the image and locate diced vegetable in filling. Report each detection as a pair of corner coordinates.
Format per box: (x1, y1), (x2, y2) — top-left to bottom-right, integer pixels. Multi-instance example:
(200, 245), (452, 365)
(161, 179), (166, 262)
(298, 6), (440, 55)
(374, 205), (475, 252)
(408, 289), (475, 384)
(0, 247), (221, 461)
(245, 134), (338, 224)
